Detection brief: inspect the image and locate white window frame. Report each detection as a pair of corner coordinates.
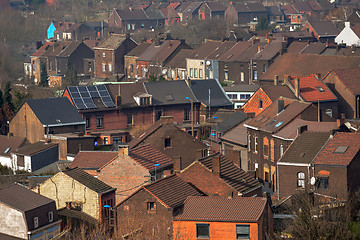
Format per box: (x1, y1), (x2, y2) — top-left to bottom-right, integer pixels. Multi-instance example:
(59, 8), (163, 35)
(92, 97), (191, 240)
(48, 212), (53, 222)
(199, 68), (203, 78)
(254, 136), (258, 153)
(34, 217), (39, 228)
(102, 52), (106, 58)
(297, 172), (305, 188)
(102, 63), (106, 72)
(280, 144), (284, 157)
(241, 72), (244, 82)
(108, 64), (112, 72)
(325, 109), (332, 117)
(248, 135), (251, 151)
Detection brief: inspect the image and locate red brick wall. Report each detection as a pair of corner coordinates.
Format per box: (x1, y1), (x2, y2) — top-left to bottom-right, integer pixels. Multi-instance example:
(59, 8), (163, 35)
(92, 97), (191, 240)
(243, 88), (272, 116)
(278, 164), (310, 199)
(95, 49), (113, 78)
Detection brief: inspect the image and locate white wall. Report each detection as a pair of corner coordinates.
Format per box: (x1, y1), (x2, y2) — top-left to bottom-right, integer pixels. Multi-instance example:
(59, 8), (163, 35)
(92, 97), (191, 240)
(0, 156), (12, 169)
(0, 203), (27, 239)
(335, 22), (360, 46)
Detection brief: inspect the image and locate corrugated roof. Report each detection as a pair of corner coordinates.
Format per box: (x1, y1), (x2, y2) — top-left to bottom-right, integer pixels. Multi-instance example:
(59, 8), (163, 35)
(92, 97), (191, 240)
(129, 144), (173, 171)
(198, 153), (261, 193)
(62, 167), (115, 194)
(278, 131), (330, 164)
(174, 196), (267, 222)
(313, 132), (360, 166)
(26, 97), (85, 126)
(0, 184), (55, 212)
(144, 174), (203, 208)
(70, 151), (118, 169)
(16, 141), (57, 156)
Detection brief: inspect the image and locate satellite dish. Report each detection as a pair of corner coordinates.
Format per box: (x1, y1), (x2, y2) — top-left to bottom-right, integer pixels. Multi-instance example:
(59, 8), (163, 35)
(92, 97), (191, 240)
(310, 177), (316, 185)
(206, 61), (211, 66)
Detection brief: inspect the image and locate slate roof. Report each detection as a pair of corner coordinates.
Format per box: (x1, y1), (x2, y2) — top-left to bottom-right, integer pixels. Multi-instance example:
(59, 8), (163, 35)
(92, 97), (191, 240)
(160, 8), (180, 19)
(175, 2), (192, 13)
(70, 151), (118, 169)
(306, 21), (339, 37)
(278, 131), (330, 164)
(261, 53), (360, 81)
(287, 42), (327, 54)
(198, 153), (261, 193)
(62, 167), (115, 194)
(144, 80), (198, 105)
(164, 49), (195, 68)
(308, 1), (322, 11)
(125, 42), (151, 57)
(223, 84), (260, 92)
(261, 85), (296, 101)
(0, 135), (27, 157)
(292, 1), (312, 12)
(266, 6), (284, 16)
(138, 40), (185, 63)
(205, 2), (226, 11)
(95, 34), (128, 50)
(174, 196), (267, 222)
(116, 9), (148, 20)
(57, 41), (83, 57)
(183, 2), (203, 14)
(245, 98), (311, 133)
(281, 4), (299, 14)
(0, 184), (54, 212)
(25, 97), (85, 127)
(288, 75), (337, 102)
(145, 7), (165, 19)
(16, 141), (58, 156)
(129, 144), (173, 171)
(221, 118), (252, 146)
(218, 41), (252, 62)
(189, 79), (233, 107)
(192, 40), (222, 59)
(143, 174), (203, 208)
(212, 111), (247, 134)
(312, 132), (360, 166)
(31, 42), (54, 57)
(206, 41), (237, 60)
(42, 41), (71, 57)
(232, 2), (267, 13)
(330, 68), (360, 95)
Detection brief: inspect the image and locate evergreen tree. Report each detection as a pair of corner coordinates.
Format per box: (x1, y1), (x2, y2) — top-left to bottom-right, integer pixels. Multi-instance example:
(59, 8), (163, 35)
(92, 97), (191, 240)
(255, 16), (269, 31)
(39, 63), (48, 87)
(4, 81), (14, 112)
(64, 60), (78, 86)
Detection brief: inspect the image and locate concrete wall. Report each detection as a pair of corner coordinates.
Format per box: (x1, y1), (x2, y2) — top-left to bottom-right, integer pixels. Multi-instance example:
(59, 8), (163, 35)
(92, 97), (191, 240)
(0, 203), (27, 239)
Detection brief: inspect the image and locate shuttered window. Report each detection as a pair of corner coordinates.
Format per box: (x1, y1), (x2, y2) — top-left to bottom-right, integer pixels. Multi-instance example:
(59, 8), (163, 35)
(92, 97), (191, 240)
(236, 224), (250, 239)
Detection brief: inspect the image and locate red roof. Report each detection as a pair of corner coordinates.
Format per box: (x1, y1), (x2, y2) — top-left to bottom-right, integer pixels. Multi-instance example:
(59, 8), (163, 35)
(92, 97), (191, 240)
(313, 132), (360, 166)
(31, 42), (55, 57)
(281, 4), (299, 14)
(167, 2), (180, 9)
(129, 144), (173, 171)
(289, 75), (337, 102)
(174, 196), (267, 222)
(70, 151), (118, 169)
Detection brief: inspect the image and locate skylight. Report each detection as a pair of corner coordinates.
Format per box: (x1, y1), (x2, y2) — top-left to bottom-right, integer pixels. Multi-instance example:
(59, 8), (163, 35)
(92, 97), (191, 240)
(316, 86), (325, 92)
(334, 146), (348, 153)
(274, 121), (283, 127)
(4, 147), (10, 154)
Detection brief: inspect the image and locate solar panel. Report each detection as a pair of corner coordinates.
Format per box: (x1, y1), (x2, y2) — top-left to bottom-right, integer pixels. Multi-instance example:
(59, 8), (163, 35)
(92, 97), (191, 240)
(71, 92), (81, 98)
(95, 85), (106, 91)
(89, 91), (100, 98)
(68, 86), (78, 93)
(77, 86), (88, 92)
(74, 102), (86, 110)
(102, 96), (112, 102)
(84, 102), (97, 109)
(80, 91), (90, 98)
(103, 101), (116, 108)
(99, 91), (109, 97)
(87, 86), (97, 92)
(73, 98), (84, 104)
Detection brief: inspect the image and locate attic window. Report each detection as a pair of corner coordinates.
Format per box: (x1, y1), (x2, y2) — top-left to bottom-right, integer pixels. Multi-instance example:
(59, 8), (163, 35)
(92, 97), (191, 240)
(274, 121), (283, 127)
(267, 119), (277, 126)
(316, 86), (325, 92)
(165, 94), (174, 101)
(4, 147), (10, 154)
(334, 146), (348, 153)
(56, 119), (62, 123)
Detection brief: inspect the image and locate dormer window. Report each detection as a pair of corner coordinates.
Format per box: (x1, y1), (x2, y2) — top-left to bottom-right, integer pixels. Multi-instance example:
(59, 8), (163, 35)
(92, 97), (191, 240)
(140, 97), (150, 105)
(48, 212), (53, 222)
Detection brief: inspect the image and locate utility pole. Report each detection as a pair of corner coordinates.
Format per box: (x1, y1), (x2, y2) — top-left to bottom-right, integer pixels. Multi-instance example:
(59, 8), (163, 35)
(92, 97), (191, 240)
(208, 87), (211, 118)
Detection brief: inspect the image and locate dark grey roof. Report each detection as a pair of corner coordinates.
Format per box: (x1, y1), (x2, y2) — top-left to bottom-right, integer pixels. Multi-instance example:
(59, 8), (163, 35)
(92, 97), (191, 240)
(62, 167), (115, 194)
(307, 21), (339, 37)
(144, 7), (165, 19)
(0, 184), (55, 212)
(223, 84), (260, 92)
(189, 79), (233, 107)
(26, 97), (85, 127)
(58, 207), (99, 225)
(144, 81), (198, 105)
(213, 111), (247, 134)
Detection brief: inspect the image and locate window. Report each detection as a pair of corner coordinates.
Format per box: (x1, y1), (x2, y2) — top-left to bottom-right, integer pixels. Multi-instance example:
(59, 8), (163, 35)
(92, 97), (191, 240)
(86, 117), (90, 129)
(227, 94), (237, 100)
(131, 24), (135, 30)
(194, 68), (198, 78)
(104, 137), (109, 145)
(127, 23), (131, 30)
(253, 70), (258, 80)
(88, 62), (92, 72)
(96, 116), (103, 128)
(34, 217), (39, 228)
(297, 172), (305, 188)
(190, 68), (193, 78)
(254, 136), (258, 153)
(280, 144), (284, 157)
(334, 145), (348, 153)
(140, 97), (150, 105)
(263, 144), (269, 157)
(184, 109), (190, 121)
(102, 63), (106, 72)
(241, 72), (245, 82)
(248, 135), (251, 151)
(147, 202), (156, 212)
(17, 155), (25, 167)
(236, 224), (250, 239)
(102, 52), (106, 58)
(130, 64), (134, 72)
(258, 99), (263, 109)
(113, 137), (123, 144)
(48, 212), (53, 222)
(108, 64), (112, 72)
(165, 138), (172, 148)
(199, 68), (203, 78)
(317, 177), (329, 190)
(196, 223), (209, 239)
(127, 114), (133, 125)
(156, 110), (163, 121)
(326, 109), (332, 117)
(225, 70), (229, 80)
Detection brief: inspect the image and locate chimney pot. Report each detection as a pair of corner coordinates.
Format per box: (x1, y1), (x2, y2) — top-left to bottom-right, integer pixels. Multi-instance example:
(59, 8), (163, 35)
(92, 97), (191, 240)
(274, 75), (279, 86)
(118, 145), (129, 156)
(297, 125), (308, 136)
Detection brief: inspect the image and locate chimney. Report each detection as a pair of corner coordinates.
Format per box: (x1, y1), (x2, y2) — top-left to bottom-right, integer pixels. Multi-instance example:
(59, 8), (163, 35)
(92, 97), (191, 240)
(118, 145), (129, 156)
(274, 75), (279, 86)
(66, 202), (72, 209)
(337, 113), (346, 127)
(116, 84), (121, 107)
(345, 21), (350, 28)
(297, 125), (308, 136)
(315, 73), (321, 80)
(212, 155), (221, 176)
(277, 99), (284, 114)
(160, 116), (174, 124)
(257, 46), (262, 53)
(173, 156), (182, 172)
(295, 78), (300, 98)
(163, 170), (172, 178)
(155, 38), (161, 46)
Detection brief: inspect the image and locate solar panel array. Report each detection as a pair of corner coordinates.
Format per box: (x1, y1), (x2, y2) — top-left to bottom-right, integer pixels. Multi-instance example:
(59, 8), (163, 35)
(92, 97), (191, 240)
(68, 85), (116, 110)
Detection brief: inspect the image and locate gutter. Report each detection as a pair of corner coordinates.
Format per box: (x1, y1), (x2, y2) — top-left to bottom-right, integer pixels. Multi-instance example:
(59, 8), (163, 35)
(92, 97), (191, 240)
(43, 122), (86, 128)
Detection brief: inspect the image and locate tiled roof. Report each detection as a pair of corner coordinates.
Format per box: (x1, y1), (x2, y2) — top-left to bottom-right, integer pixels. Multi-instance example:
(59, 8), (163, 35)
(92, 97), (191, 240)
(307, 21), (339, 37)
(287, 42), (326, 55)
(83, 40), (101, 50)
(167, 2), (181, 9)
(62, 167), (115, 194)
(174, 196), (267, 222)
(95, 34), (128, 50)
(0, 184), (54, 212)
(273, 119), (338, 140)
(144, 7), (165, 20)
(218, 41), (252, 62)
(278, 131), (330, 164)
(129, 144), (173, 171)
(206, 41), (237, 60)
(192, 40), (222, 59)
(233, 2), (267, 12)
(261, 53), (360, 81)
(198, 153), (261, 193)
(261, 85), (296, 101)
(253, 41), (282, 61)
(266, 6), (283, 16)
(16, 141), (57, 156)
(212, 110), (247, 134)
(70, 151), (118, 169)
(0, 135), (27, 157)
(280, 4), (299, 14)
(308, 1), (322, 11)
(164, 49), (195, 68)
(25, 97), (85, 126)
(221, 118), (252, 146)
(245, 98), (311, 133)
(175, 2), (192, 13)
(331, 68), (360, 95)
(125, 42), (151, 57)
(57, 41), (83, 57)
(223, 84), (260, 92)
(160, 8), (180, 18)
(144, 174), (203, 208)
(31, 42), (54, 57)
(42, 41), (70, 57)
(128, 121), (163, 149)
(116, 9), (148, 20)
(292, 1), (312, 12)
(288, 75), (337, 102)
(312, 132), (360, 166)
(183, 2), (203, 13)
(138, 40), (186, 63)
(206, 2), (226, 12)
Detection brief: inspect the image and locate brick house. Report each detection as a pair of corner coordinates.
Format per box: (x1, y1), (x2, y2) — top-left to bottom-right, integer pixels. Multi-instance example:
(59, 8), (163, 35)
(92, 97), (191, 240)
(223, 84), (259, 109)
(124, 42), (151, 79)
(160, 7), (180, 25)
(34, 167), (116, 223)
(181, 2), (203, 21)
(323, 68), (360, 119)
(280, 4), (303, 25)
(178, 153), (262, 197)
(30, 42), (55, 84)
(9, 97), (86, 144)
(245, 98), (335, 191)
(0, 184), (61, 240)
(225, 2), (268, 25)
(53, 22), (93, 41)
(94, 33), (137, 78)
(115, 174), (203, 239)
(162, 49), (195, 80)
(302, 21), (339, 43)
(70, 144), (173, 204)
(173, 196), (273, 240)
(198, 2), (226, 20)
(129, 116), (208, 170)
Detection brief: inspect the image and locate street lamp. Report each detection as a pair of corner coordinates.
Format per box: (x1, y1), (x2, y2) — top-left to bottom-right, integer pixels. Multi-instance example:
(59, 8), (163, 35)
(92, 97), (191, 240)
(186, 97), (194, 137)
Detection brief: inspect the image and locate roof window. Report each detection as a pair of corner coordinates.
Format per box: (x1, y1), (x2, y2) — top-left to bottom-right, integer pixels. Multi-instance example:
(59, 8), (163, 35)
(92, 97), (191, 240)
(316, 86), (325, 92)
(334, 146), (348, 153)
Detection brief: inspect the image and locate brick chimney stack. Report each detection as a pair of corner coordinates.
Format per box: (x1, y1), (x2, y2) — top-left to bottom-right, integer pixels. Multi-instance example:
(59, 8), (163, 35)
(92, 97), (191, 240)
(212, 155), (221, 176)
(274, 75), (279, 86)
(173, 156), (182, 173)
(118, 145), (129, 156)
